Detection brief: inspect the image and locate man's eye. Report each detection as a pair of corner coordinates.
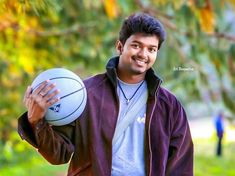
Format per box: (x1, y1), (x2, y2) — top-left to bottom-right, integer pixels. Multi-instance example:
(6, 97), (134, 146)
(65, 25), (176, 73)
(149, 48), (157, 53)
(132, 44), (139, 48)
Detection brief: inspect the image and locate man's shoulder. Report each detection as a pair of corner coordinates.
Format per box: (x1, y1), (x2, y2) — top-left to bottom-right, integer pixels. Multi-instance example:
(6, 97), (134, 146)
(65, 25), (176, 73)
(83, 73), (107, 90)
(158, 87), (188, 122)
(158, 86), (183, 108)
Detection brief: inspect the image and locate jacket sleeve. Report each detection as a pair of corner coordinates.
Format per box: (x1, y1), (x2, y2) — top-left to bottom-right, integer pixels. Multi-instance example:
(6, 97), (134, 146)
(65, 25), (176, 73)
(165, 100), (194, 176)
(18, 112), (75, 165)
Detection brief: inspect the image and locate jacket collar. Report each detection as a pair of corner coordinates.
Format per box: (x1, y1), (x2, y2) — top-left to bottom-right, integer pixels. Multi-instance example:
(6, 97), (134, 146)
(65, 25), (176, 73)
(106, 56), (162, 96)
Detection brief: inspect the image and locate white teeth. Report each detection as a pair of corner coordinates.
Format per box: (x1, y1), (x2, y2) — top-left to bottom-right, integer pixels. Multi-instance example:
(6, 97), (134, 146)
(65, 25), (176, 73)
(136, 60), (146, 64)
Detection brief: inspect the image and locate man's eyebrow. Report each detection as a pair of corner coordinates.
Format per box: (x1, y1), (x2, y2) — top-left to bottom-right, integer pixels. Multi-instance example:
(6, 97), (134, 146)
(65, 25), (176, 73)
(131, 40), (158, 48)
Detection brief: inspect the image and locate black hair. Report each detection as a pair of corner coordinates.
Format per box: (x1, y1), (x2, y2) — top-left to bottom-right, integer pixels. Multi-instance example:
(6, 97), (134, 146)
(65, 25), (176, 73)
(119, 13), (166, 50)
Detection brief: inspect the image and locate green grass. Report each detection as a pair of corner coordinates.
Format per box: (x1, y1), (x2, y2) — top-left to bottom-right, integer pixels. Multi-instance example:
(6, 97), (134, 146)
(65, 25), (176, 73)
(0, 153), (68, 176)
(194, 137), (235, 176)
(1, 136), (235, 176)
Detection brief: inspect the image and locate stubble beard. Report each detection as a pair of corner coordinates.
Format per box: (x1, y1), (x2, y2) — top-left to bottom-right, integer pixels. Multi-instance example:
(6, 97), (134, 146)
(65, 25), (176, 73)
(130, 55), (149, 75)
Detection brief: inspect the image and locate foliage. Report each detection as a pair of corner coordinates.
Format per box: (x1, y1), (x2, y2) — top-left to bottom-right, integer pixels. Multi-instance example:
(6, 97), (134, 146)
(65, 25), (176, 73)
(0, 0), (235, 169)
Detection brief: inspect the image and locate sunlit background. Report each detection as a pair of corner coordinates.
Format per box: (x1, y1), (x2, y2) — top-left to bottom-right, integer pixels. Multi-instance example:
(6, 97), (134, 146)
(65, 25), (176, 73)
(0, 0), (235, 175)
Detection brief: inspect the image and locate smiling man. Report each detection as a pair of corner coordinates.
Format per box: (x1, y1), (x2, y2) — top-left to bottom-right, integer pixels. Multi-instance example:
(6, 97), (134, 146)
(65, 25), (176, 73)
(116, 33), (159, 83)
(18, 13), (194, 176)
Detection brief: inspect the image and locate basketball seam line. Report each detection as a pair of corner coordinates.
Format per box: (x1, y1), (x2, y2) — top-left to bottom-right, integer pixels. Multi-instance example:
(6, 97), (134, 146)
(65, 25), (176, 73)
(32, 77), (83, 92)
(60, 87), (85, 99)
(47, 88), (86, 122)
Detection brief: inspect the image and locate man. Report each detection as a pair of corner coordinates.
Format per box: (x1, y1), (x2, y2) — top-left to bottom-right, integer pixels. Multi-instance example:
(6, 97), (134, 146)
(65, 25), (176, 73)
(18, 13), (194, 176)
(214, 111), (225, 156)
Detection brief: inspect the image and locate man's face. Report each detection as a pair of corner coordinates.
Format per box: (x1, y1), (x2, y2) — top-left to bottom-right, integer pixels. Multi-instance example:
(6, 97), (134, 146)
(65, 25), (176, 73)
(117, 33), (159, 76)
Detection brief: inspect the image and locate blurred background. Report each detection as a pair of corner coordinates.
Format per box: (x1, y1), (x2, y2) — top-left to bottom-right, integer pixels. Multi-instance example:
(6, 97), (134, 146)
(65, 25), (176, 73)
(0, 0), (234, 175)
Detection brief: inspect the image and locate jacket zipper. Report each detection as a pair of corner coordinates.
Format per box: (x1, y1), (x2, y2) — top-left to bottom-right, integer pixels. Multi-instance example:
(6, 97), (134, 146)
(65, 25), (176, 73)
(147, 81), (162, 176)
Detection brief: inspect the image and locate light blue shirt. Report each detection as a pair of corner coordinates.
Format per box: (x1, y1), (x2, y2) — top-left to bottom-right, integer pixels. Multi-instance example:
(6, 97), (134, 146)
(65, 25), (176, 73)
(112, 79), (147, 176)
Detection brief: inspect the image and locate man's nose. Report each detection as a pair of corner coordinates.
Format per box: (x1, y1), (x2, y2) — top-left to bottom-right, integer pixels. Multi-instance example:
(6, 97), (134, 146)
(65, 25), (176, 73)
(137, 48), (147, 59)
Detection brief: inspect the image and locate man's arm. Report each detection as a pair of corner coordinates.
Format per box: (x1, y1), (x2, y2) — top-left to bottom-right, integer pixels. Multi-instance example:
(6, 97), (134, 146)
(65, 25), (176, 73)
(18, 112), (75, 165)
(18, 81), (74, 164)
(165, 100), (194, 176)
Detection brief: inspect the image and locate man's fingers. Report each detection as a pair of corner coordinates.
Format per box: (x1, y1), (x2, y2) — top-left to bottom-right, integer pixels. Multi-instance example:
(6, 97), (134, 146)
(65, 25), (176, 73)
(23, 86), (32, 104)
(33, 80), (50, 95)
(38, 83), (56, 97)
(45, 89), (60, 102)
(24, 80), (59, 111)
(46, 97), (60, 107)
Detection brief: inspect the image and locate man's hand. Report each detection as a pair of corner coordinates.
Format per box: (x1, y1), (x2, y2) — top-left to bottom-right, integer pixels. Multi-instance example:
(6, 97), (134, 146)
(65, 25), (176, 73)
(23, 80), (60, 126)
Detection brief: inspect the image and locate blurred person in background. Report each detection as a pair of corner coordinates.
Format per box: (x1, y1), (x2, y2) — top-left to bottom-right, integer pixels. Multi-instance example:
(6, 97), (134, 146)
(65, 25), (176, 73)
(214, 111), (225, 156)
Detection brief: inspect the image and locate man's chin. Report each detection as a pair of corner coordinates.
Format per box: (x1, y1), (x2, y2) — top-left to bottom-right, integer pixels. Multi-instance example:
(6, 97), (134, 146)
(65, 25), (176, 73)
(131, 68), (147, 75)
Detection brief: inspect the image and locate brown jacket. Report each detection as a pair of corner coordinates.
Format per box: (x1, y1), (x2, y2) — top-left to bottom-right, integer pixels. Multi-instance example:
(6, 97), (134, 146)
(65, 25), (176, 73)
(18, 56), (194, 176)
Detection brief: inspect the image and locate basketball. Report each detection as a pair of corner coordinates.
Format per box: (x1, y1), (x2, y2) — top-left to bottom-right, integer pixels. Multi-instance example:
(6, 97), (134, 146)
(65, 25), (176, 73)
(31, 68), (87, 126)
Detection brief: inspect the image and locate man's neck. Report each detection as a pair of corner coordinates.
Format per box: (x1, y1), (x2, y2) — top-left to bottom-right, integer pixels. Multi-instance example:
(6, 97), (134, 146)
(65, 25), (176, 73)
(117, 70), (145, 84)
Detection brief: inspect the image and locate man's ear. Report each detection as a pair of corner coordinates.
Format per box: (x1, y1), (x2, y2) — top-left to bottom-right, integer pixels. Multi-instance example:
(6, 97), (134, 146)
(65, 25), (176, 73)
(116, 40), (123, 55)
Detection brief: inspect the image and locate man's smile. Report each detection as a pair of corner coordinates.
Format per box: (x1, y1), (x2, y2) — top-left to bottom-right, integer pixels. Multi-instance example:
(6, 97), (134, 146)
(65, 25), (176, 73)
(132, 56), (148, 66)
